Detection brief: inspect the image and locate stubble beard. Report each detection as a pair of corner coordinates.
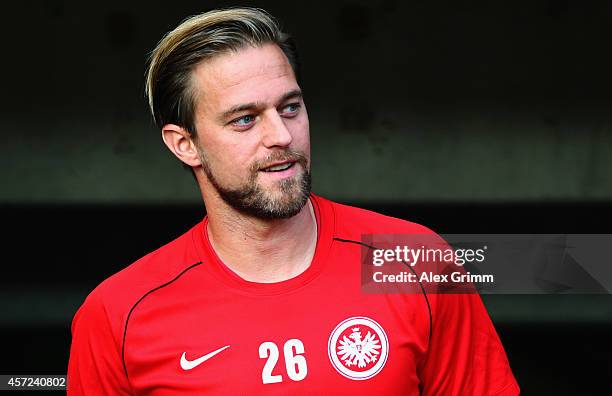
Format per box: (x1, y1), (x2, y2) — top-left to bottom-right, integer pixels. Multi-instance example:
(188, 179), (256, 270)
(198, 149), (312, 219)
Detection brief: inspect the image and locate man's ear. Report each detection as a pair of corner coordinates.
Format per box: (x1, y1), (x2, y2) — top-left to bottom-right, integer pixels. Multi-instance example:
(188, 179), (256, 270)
(161, 124), (202, 167)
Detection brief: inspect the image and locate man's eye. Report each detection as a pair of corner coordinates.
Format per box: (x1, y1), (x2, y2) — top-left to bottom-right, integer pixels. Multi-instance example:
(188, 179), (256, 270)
(281, 103), (301, 116)
(231, 115), (255, 127)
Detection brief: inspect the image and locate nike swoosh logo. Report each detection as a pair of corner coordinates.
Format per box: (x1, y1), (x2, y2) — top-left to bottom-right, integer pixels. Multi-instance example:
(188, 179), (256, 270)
(180, 345), (231, 370)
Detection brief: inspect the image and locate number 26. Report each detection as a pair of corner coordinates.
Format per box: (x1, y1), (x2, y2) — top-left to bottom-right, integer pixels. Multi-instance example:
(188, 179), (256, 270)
(259, 339), (307, 384)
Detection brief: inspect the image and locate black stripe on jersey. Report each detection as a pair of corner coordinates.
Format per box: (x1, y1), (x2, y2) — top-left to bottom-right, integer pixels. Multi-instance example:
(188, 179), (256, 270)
(332, 237), (433, 348)
(121, 261), (203, 379)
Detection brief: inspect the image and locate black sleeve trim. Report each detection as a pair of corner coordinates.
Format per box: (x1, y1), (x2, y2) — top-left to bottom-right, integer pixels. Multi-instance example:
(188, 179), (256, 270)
(121, 261), (203, 379)
(332, 237), (433, 347)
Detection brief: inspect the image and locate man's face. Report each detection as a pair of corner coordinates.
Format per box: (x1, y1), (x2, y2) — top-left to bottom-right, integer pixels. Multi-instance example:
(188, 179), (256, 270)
(191, 43), (311, 219)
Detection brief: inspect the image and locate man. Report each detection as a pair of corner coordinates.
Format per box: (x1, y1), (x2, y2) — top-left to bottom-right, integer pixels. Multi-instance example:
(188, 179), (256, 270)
(68, 7), (519, 395)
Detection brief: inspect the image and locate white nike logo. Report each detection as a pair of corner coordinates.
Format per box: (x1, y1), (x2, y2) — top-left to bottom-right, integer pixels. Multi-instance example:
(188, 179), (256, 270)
(180, 345), (231, 370)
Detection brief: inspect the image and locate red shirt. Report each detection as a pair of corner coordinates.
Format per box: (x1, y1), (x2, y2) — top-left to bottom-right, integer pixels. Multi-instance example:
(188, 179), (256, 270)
(68, 194), (519, 395)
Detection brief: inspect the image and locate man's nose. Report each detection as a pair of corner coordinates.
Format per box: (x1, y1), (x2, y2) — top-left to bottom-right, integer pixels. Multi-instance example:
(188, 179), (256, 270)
(260, 110), (293, 148)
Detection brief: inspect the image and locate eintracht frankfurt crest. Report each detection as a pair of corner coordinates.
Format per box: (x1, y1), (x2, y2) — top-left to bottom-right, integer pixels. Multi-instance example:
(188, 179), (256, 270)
(328, 317), (389, 380)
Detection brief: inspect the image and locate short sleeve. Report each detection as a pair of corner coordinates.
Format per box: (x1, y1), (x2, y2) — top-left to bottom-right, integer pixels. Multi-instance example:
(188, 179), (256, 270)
(67, 290), (133, 395)
(418, 293), (520, 396)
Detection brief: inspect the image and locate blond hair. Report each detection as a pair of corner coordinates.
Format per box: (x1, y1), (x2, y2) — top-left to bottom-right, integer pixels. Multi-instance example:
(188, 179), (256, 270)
(145, 7), (299, 135)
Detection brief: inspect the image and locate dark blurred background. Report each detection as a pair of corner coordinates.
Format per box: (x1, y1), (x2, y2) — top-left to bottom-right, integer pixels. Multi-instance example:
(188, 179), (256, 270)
(1, 0), (611, 394)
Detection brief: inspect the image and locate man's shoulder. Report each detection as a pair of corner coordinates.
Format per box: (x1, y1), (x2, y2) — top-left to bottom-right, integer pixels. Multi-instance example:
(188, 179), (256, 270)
(74, 222), (204, 328)
(316, 195), (436, 237)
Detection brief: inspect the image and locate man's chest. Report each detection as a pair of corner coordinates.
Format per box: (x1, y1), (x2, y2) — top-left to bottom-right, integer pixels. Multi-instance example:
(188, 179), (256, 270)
(123, 273), (429, 394)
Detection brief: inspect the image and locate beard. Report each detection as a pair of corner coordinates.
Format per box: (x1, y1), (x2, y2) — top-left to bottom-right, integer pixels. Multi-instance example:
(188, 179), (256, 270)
(198, 148), (311, 219)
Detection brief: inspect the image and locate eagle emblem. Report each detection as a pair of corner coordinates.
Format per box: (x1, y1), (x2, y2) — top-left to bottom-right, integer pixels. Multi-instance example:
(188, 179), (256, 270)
(338, 327), (381, 368)
(328, 317), (389, 380)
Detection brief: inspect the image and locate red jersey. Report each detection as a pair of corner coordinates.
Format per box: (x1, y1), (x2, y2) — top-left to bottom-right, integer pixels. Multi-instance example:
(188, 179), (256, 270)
(68, 194), (519, 395)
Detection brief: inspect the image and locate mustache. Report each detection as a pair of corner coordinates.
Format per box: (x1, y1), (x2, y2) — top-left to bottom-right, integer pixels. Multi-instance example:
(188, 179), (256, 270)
(252, 150), (309, 172)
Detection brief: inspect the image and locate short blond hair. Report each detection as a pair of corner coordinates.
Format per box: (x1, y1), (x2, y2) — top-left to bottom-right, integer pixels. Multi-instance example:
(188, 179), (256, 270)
(145, 7), (299, 135)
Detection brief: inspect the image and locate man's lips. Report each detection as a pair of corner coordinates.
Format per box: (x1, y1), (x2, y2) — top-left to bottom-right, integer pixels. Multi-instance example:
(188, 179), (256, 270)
(259, 160), (297, 172)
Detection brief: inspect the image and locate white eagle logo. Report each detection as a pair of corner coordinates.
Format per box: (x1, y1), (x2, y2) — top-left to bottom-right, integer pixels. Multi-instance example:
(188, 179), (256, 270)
(337, 327), (381, 368)
(328, 316), (389, 380)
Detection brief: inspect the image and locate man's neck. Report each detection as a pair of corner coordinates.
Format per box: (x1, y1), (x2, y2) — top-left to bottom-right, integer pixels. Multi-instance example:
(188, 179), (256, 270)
(205, 197), (318, 283)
